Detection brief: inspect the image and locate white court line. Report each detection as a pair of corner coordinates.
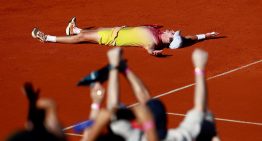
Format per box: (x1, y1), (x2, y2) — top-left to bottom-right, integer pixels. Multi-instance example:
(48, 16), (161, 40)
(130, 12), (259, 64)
(63, 59), (262, 132)
(64, 133), (83, 137)
(128, 59), (262, 108)
(167, 112), (262, 126)
(63, 125), (77, 131)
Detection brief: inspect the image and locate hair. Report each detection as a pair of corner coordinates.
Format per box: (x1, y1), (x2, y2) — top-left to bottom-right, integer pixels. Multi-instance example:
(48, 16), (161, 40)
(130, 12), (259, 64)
(6, 129), (65, 141)
(179, 37), (198, 48)
(6, 130), (33, 141)
(96, 132), (125, 141)
(196, 119), (217, 141)
(146, 99), (168, 140)
(115, 107), (136, 121)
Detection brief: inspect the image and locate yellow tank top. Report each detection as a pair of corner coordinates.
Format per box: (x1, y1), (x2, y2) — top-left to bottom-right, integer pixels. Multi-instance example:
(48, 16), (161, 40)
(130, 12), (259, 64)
(97, 27), (157, 47)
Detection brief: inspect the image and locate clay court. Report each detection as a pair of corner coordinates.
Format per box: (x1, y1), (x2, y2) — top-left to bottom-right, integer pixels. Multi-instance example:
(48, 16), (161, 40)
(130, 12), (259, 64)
(0, 0), (261, 140)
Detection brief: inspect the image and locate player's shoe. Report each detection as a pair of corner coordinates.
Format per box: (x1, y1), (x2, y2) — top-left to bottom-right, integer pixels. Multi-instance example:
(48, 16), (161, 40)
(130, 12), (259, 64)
(31, 28), (47, 42)
(66, 17), (77, 36)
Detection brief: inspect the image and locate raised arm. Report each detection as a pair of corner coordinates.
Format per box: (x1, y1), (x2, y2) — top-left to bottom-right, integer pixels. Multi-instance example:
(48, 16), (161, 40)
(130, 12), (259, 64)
(81, 109), (112, 141)
(125, 68), (151, 104)
(132, 104), (159, 141)
(89, 82), (105, 120)
(23, 82), (65, 139)
(192, 49), (221, 141)
(36, 98), (64, 138)
(81, 47), (123, 141)
(192, 48), (208, 112)
(106, 47), (122, 111)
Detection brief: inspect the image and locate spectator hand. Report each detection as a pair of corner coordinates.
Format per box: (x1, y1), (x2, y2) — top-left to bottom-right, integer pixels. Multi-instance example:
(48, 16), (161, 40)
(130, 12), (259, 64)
(37, 98), (56, 112)
(90, 82), (105, 104)
(192, 48), (208, 70)
(107, 47), (122, 68)
(23, 82), (40, 104)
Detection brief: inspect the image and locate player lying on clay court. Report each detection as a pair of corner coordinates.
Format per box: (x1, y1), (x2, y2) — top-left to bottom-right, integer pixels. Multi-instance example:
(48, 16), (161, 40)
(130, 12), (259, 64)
(32, 17), (219, 56)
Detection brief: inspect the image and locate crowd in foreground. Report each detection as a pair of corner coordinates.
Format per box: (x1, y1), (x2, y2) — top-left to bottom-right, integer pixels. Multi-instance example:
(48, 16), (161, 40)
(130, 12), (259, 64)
(6, 47), (220, 141)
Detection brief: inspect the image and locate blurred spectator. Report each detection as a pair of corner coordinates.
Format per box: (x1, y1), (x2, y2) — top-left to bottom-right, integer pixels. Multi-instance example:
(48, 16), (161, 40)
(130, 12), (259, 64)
(6, 82), (66, 141)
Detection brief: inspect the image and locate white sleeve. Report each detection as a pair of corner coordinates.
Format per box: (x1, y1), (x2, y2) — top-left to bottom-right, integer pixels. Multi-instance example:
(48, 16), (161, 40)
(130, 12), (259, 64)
(110, 120), (142, 141)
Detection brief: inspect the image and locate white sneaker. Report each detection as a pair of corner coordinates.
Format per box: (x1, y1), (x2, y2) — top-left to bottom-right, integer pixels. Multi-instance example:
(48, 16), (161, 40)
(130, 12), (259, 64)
(66, 17), (77, 36)
(31, 28), (47, 42)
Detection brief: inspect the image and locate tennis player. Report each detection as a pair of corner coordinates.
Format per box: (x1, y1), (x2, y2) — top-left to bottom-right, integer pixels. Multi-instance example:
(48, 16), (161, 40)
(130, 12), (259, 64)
(32, 17), (219, 56)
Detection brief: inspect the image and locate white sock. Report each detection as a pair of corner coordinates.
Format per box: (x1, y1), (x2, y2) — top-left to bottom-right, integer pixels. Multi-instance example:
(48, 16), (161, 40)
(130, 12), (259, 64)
(73, 27), (82, 34)
(196, 34), (206, 40)
(46, 35), (56, 42)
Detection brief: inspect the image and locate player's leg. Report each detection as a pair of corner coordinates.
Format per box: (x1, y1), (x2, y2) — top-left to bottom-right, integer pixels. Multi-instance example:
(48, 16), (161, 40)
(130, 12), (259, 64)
(56, 30), (100, 44)
(65, 17), (115, 36)
(32, 27), (100, 44)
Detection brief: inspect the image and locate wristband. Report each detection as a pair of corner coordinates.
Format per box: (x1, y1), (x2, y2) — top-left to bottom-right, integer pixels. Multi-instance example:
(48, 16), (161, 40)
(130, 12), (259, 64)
(108, 64), (118, 70)
(91, 103), (100, 110)
(119, 60), (127, 72)
(196, 34), (206, 40)
(131, 120), (142, 129)
(125, 68), (130, 74)
(142, 120), (154, 131)
(194, 68), (205, 75)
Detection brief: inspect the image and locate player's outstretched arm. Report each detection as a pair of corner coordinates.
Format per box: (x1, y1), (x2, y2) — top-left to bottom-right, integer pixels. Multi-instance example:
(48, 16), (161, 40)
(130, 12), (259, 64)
(145, 45), (163, 56)
(184, 32), (219, 41)
(192, 48), (208, 112)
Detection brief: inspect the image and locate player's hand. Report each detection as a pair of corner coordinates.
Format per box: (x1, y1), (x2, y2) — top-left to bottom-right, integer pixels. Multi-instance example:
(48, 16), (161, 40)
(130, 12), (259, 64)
(192, 48), (208, 70)
(90, 82), (105, 104)
(205, 32), (219, 39)
(107, 47), (122, 68)
(152, 50), (163, 56)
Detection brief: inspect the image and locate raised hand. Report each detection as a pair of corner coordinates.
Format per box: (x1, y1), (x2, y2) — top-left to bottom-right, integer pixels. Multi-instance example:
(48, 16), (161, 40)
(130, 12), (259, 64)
(23, 82), (40, 104)
(107, 47), (123, 68)
(192, 48), (208, 70)
(90, 82), (105, 104)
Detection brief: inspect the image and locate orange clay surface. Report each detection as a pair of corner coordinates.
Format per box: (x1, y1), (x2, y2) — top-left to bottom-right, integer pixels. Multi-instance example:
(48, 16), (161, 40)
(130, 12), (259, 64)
(0, 0), (261, 140)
